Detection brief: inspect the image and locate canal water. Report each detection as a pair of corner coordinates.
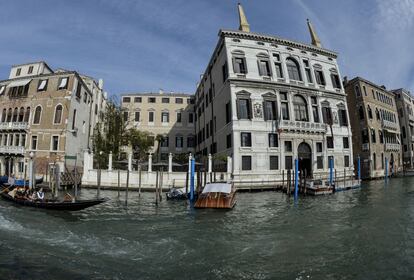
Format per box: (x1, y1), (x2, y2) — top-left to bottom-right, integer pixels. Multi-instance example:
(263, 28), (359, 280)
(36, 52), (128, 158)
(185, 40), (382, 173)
(0, 177), (413, 280)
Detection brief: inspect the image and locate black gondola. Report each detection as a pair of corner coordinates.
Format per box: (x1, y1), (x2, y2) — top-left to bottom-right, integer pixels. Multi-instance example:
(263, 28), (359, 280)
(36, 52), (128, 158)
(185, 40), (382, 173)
(0, 189), (109, 211)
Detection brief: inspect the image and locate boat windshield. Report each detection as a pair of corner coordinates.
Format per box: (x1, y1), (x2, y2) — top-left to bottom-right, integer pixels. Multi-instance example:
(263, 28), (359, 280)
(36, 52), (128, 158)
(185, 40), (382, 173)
(202, 183), (232, 194)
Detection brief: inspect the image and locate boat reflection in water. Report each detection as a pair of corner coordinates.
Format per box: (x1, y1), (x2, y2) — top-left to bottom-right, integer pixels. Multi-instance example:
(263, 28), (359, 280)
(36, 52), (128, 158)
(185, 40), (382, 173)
(194, 182), (236, 209)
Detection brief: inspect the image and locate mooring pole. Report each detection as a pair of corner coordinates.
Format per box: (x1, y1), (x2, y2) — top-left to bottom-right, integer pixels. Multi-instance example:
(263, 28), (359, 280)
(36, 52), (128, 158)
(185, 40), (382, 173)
(155, 171), (159, 205)
(329, 158), (333, 187)
(294, 159), (299, 200)
(190, 158), (195, 202)
(125, 169), (129, 205)
(159, 169), (163, 201)
(357, 155), (361, 183)
(385, 157), (388, 182)
(117, 169), (120, 198)
(138, 165), (142, 198)
(97, 168), (101, 199)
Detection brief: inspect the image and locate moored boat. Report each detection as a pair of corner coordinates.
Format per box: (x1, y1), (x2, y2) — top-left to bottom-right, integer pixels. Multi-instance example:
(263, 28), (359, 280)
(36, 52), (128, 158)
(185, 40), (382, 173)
(194, 182), (236, 209)
(0, 187), (108, 211)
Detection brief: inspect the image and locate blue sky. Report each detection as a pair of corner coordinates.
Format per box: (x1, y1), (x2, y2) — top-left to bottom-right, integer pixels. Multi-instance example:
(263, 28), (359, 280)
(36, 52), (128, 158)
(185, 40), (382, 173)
(0, 0), (413, 98)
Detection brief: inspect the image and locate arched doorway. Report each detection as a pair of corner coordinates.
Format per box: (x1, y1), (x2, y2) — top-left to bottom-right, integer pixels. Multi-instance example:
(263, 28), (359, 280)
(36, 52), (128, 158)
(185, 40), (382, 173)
(298, 142), (312, 178)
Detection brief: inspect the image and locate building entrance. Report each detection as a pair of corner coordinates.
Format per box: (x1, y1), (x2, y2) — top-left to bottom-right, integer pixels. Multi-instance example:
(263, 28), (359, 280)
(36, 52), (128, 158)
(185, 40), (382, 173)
(298, 142), (312, 178)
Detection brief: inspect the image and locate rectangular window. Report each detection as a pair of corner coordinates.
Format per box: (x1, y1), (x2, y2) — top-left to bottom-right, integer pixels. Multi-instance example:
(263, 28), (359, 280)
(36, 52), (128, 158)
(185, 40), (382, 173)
(327, 136), (334, 149)
(28, 66), (33, 74)
(316, 142), (323, 153)
(285, 156), (293, 170)
(274, 62), (283, 78)
(331, 74), (341, 89)
(134, 97), (142, 103)
(268, 133), (278, 147)
(270, 156), (279, 170)
(343, 137), (349, 149)
(72, 109), (77, 130)
(187, 136), (195, 148)
(238, 98), (251, 119)
(281, 102), (289, 120)
(284, 141), (292, 152)
(58, 77), (68, 90)
(123, 97), (131, 103)
(226, 134), (232, 149)
(160, 137), (169, 147)
(258, 60), (271, 76)
(75, 82), (81, 99)
(175, 98), (183, 104)
(222, 63), (228, 82)
(123, 111), (128, 122)
(317, 156), (323, 169)
(31, 135), (38, 150)
(242, 156), (252, 170)
(344, 155), (350, 167)
(162, 98), (170, 103)
(226, 102), (231, 123)
(161, 112), (169, 123)
(37, 79), (48, 92)
(338, 109), (348, 126)
(322, 107), (332, 124)
(149, 97), (156, 103)
(16, 68), (21, 76)
(189, 113), (194, 123)
(312, 106), (320, 123)
(233, 57), (247, 74)
(148, 111), (154, 122)
(176, 136), (183, 148)
(264, 100), (277, 120)
(303, 60), (313, 83)
(241, 132), (252, 147)
(176, 112), (182, 123)
(314, 70), (325, 85)
(134, 111), (140, 122)
(51, 135), (59, 151)
(371, 129), (376, 143)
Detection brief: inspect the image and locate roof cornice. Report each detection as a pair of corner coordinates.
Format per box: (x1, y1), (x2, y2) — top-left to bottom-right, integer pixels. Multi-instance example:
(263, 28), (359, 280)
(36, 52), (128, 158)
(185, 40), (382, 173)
(220, 29), (338, 58)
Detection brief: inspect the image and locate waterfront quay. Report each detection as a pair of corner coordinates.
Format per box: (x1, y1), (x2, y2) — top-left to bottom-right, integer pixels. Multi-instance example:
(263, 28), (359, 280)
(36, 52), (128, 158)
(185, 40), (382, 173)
(1, 177), (413, 279)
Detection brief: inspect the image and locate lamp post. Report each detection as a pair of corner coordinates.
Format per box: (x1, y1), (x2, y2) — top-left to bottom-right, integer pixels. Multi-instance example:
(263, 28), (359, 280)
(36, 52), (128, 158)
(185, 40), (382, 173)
(29, 151), (34, 190)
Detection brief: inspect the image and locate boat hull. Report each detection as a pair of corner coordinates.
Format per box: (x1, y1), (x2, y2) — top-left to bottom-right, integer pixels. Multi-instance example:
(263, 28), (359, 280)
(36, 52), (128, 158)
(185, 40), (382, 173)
(194, 192), (236, 209)
(0, 191), (108, 211)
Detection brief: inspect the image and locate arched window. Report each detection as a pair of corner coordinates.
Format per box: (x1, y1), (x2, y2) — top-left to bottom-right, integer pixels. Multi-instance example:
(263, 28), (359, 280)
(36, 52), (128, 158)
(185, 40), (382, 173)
(1, 109), (6, 122)
(33, 106), (42, 124)
(293, 95), (308, 121)
(24, 107), (30, 122)
(375, 108), (380, 120)
(286, 58), (302, 81)
(12, 107), (18, 122)
(359, 106), (364, 120)
(7, 108), (12, 122)
(18, 107), (24, 122)
(373, 153), (376, 170)
(367, 105), (373, 119)
(54, 104), (63, 124)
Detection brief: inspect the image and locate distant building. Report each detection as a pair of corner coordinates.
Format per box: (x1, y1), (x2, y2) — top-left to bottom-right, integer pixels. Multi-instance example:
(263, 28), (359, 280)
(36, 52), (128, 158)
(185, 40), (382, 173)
(0, 61), (107, 177)
(344, 77), (401, 179)
(121, 91), (195, 161)
(392, 88), (414, 168)
(194, 4), (352, 181)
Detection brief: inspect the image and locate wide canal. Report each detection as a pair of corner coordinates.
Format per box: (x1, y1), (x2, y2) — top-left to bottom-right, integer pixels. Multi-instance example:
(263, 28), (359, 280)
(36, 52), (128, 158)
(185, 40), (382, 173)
(0, 177), (413, 279)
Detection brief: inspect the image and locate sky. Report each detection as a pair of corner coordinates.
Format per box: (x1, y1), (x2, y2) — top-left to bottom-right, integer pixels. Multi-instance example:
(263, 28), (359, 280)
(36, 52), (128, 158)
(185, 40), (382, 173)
(0, 0), (413, 98)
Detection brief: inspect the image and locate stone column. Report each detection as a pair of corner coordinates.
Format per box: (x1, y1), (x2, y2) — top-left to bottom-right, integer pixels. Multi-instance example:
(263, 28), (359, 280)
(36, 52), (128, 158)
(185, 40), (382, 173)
(148, 153), (153, 173)
(83, 151), (90, 175)
(227, 156), (232, 181)
(128, 153), (132, 172)
(89, 152), (94, 170)
(108, 152), (113, 171)
(168, 153), (173, 173)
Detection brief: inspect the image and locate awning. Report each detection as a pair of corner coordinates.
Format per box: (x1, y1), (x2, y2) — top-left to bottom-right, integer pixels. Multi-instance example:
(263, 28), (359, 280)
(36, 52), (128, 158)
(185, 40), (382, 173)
(7, 79), (32, 88)
(202, 183), (232, 194)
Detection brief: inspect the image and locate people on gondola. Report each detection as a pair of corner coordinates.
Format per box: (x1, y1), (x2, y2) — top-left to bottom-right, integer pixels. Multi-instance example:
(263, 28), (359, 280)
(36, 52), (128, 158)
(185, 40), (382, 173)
(36, 188), (45, 200)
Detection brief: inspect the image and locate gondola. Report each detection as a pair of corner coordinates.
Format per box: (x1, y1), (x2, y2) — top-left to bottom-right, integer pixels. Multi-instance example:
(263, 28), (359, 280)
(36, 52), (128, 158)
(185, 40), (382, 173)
(0, 188), (109, 211)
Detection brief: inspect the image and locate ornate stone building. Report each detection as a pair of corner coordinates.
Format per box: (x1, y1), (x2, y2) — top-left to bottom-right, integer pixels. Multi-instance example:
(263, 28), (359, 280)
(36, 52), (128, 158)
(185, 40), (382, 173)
(0, 61), (107, 177)
(344, 77), (401, 179)
(194, 4), (353, 183)
(392, 88), (414, 168)
(121, 91), (195, 161)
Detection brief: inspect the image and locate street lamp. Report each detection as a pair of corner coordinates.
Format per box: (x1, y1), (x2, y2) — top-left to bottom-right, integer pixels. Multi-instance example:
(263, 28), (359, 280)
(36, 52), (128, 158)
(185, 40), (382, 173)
(29, 151), (34, 190)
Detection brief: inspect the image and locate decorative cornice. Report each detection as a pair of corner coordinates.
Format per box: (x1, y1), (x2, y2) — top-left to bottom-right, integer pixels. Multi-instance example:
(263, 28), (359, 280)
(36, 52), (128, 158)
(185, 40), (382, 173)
(220, 29), (338, 58)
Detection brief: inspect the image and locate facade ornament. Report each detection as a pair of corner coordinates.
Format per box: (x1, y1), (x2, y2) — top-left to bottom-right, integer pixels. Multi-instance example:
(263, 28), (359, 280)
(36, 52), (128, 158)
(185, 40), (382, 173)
(253, 102), (263, 118)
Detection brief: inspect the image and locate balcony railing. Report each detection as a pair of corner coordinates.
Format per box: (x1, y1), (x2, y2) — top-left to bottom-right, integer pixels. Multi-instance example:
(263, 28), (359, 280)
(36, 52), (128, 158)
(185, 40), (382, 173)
(0, 122), (28, 131)
(382, 120), (399, 131)
(385, 143), (400, 152)
(0, 146), (25, 155)
(279, 120), (327, 134)
(362, 143), (369, 151)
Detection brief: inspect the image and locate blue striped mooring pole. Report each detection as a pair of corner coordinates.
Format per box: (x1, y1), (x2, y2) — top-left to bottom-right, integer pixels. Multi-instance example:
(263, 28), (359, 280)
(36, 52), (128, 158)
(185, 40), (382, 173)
(385, 157), (388, 181)
(329, 158), (333, 186)
(294, 158), (299, 200)
(190, 158), (195, 201)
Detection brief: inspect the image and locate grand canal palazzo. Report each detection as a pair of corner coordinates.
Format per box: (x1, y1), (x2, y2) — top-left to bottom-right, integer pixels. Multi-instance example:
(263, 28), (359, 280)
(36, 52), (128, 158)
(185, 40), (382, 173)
(194, 4), (353, 183)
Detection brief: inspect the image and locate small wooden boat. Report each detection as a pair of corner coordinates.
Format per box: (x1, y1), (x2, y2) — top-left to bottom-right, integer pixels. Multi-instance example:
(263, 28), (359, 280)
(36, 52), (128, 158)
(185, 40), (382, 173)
(194, 182), (236, 209)
(0, 188), (108, 211)
(166, 187), (187, 200)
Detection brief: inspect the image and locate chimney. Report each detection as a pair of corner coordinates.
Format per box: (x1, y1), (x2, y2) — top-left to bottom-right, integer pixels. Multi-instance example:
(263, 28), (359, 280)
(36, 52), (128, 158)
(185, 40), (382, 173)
(343, 76), (348, 84)
(159, 89), (164, 95)
(98, 79), (104, 90)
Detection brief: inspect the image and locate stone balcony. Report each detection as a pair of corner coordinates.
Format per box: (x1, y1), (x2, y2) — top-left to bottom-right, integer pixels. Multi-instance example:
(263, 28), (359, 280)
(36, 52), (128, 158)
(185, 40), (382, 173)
(279, 120), (327, 134)
(382, 120), (399, 131)
(362, 143), (369, 151)
(385, 143), (401, 152)
(411, 135), (414, 142)
(0, 122), (28, 131)
(0, 146), (25, 155)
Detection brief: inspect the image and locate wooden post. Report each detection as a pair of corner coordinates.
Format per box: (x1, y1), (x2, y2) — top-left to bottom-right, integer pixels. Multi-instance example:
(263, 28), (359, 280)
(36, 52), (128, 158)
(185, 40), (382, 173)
(117, 169), (120, 198)
(334, 169), (337, 192)
(214, 172), (216, 182)
(155, 171), (159, 205)
(97, 168), (101, 199)
(304, 169), (307, 195)
(344, 168), (346, 189)
(138, 166), (142, 198)
(204, 170), (207, 187)
(159, 169), (163, 201)
(185, 169), (189, 195)
(125, 169), (129, 205)
(282, 170), (284, 190)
